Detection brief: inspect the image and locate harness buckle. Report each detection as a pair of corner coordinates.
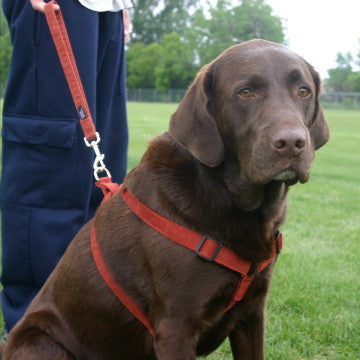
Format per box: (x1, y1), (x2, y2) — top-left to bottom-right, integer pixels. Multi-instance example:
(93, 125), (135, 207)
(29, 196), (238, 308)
(275, 230), (282, 254)
(196, 236), (222, 262)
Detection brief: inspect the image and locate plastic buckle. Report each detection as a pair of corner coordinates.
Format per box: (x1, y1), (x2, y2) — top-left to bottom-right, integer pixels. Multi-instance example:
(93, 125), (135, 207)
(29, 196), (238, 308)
(275, 230), (282, 254)
(196, 236), (222, 262)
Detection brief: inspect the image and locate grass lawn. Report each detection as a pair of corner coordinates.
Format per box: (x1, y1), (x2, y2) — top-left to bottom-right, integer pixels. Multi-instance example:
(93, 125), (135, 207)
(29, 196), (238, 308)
(1, 103), (360, 359)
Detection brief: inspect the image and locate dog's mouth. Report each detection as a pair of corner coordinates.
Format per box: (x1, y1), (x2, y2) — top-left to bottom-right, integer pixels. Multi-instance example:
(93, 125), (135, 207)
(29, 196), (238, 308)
(246, 150), (313, 186)
(272, 169), (299, 186)
(272, 166), (309, 186)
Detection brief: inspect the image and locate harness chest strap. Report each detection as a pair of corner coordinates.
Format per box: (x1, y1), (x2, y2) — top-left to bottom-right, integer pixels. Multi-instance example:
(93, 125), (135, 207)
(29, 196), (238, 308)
(92, 179), (283, 335)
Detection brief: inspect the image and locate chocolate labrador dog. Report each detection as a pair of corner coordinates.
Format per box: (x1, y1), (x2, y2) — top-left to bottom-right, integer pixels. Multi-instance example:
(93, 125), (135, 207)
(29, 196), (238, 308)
(1, 39), (329, 360)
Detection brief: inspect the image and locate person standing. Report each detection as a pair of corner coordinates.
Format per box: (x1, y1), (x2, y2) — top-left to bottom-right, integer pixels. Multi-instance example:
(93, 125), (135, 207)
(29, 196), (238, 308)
(1, 0), (131, 331)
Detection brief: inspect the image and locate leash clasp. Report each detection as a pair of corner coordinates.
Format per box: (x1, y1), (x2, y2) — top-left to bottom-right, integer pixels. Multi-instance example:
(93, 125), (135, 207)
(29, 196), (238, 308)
(84, 132), (112, 181)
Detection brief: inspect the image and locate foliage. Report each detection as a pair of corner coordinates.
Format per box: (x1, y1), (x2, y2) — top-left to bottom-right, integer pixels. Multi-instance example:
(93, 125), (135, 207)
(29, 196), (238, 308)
(126, 42), (163, 88)
(0, 4), (12, 90)
(188, 0), (285, 64)
(127, 0), (285, 91)
(0, 0), (8, 37)
(347, 71), (360, 92)
(126, 33), (198, 91)
(130, 0), (199, 44)
(326, 47), (360, 92)
(0, 31), (11, 87)
(154, 33), (196, 92)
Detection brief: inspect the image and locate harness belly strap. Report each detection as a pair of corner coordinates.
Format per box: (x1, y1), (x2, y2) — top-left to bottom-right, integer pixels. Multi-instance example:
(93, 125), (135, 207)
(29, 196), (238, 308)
(91, 179), (283, 335)
(91, 226), (155, 335)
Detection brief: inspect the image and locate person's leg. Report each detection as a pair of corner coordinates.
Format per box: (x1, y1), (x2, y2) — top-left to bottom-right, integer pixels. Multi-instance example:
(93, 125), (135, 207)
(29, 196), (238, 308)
(0, 0), (101, 330)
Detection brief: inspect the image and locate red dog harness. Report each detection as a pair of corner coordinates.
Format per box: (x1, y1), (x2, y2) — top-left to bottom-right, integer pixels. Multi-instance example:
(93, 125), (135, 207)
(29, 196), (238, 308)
(92, 178), (283, 336)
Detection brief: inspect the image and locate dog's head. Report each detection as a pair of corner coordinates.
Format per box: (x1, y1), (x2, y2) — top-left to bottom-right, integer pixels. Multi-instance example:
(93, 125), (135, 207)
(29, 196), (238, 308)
(169, 39), (329, 187)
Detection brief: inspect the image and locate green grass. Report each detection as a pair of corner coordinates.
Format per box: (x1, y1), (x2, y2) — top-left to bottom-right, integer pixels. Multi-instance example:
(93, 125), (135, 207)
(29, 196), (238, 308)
(260, 109), (360, 360)
(1, 104), (359, 359)
(127, 102), (177, 169)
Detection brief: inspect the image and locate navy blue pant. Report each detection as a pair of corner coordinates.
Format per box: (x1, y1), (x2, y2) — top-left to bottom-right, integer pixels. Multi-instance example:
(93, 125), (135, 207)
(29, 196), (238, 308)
(1, 0), (128, 330)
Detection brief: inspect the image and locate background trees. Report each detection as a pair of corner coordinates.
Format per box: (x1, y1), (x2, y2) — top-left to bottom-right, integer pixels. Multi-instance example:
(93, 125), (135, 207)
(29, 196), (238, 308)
(0, 0), (359, 93)
(126, 0), (285, 91)
(0, 2), (12, 93)
(325, 46), (360, 92)
(130, 0), (199, 44)
(187, 0), (284, 65)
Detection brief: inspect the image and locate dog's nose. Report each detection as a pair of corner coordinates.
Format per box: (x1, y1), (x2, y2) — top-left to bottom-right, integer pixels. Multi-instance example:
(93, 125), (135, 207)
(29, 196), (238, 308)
(272, 128), (306, 156)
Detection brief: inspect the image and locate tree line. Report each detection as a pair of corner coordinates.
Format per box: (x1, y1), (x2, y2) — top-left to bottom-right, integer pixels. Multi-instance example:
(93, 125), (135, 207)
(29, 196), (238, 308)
(127, 0), (285, 91)
(325, 49), (360, 92)
(0, 2), (11, 90)
(1, 0), (359, 93)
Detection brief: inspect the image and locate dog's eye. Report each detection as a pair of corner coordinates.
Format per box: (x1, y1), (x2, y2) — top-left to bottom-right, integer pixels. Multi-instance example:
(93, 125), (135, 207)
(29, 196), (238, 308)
(298, 86), (310, 97)
(239, 88), (253, 98)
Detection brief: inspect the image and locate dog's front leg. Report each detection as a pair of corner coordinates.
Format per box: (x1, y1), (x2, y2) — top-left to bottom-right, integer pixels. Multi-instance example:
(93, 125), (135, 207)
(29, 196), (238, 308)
(153, 318), (197, 360)
(229, 309), (265, 360)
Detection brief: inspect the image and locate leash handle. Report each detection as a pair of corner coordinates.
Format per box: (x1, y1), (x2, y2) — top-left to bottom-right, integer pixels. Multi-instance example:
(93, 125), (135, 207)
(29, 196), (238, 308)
(44, 0), (96, 141)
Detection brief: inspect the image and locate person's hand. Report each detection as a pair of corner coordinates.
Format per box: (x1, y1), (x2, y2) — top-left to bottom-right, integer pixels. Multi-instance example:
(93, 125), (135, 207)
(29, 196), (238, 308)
(123, 9), (131, 43)
(29, 0), (60, 13)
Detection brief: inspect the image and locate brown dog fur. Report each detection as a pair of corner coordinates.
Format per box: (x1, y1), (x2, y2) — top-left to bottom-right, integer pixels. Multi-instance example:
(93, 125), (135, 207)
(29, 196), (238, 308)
(1, 39), (329, 360)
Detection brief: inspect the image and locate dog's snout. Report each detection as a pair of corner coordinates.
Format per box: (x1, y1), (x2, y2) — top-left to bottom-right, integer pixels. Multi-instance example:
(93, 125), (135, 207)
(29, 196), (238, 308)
(272, 128), (306, 156)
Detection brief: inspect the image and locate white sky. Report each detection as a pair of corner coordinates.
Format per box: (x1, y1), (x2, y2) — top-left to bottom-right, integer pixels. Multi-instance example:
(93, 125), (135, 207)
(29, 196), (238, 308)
(266, 0), (360, 78)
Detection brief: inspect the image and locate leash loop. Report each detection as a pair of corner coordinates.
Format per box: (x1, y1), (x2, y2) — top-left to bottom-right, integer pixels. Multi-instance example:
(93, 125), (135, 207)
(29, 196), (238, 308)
(84, 133), (112, 180)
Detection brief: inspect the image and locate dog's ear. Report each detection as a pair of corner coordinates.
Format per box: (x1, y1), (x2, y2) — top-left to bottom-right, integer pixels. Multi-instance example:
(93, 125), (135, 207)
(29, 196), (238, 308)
(310, 105), (330, 150)
(169, 65), (225, 167)
(306, 63), (330, 150)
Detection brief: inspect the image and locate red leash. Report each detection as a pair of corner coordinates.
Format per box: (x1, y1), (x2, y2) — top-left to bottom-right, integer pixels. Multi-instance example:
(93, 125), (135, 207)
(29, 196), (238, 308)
(44, 1), (111, 180)
(44, 1), (155, 333)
